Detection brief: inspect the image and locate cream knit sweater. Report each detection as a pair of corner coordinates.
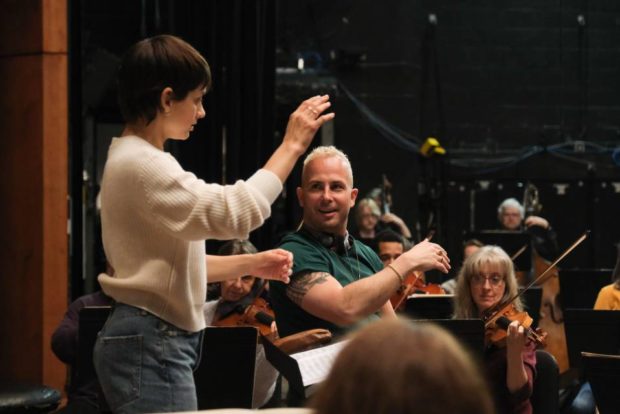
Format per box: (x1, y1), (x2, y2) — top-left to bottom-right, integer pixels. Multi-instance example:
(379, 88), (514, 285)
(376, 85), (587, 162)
(98, 136), (282, 332)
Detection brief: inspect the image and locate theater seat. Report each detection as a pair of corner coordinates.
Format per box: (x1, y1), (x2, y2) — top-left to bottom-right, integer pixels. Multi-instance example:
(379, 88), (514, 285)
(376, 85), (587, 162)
(0, 382), (61, 413)
(530, 350), (560, 414)
(582, 351), (620, 414)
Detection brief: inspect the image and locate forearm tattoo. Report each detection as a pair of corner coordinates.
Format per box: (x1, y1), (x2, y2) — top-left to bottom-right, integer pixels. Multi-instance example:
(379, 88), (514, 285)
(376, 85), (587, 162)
(286, 272), (330, 306)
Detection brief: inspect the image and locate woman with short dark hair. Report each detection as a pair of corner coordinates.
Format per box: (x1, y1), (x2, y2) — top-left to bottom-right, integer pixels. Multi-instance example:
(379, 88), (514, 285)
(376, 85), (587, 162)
(93, 34), (333, 413)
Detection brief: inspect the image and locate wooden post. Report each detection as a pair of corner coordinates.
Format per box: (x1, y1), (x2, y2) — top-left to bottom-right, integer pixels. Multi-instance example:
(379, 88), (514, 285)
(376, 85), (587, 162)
(0, 0), (68, 391)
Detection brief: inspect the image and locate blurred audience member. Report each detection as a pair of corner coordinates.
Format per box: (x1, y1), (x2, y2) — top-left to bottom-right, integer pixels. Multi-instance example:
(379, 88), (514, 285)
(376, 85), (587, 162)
(310, 318), (494, 414)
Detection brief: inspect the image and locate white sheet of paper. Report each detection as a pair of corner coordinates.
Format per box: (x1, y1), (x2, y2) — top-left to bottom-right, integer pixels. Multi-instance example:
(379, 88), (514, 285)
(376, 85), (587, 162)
(290, 340), (349, 386)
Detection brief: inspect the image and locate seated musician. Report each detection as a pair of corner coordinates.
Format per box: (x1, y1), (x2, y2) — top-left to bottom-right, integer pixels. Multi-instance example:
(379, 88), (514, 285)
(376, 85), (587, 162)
(51, 290), (113, 413)
(269, 146), (450, 339)
(568, 245), (620, 414)
(375, 229), (405, 267)
(498, 197), (558, 261)
(203, 239), (278, 408)
(594, 244), (620, 310)
(441, 238), (484, 294)
(454, 245), (538, 414)
(353, 197), (411, 252)
(207, 240), (275, 332)
(377, 229), (445, 311)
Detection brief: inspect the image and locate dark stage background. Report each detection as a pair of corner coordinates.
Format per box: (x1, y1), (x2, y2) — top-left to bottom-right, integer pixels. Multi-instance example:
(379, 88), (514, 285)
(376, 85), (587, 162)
(70, 0), (620, 297)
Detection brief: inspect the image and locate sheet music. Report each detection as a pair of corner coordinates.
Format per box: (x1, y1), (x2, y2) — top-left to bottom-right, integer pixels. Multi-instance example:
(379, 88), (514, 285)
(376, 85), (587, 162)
(290, 340), (348, 386)
(408, 293), (455, 299)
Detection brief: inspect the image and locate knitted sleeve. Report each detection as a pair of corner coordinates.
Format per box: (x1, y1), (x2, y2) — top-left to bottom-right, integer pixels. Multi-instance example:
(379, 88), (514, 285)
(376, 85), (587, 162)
(139, 152), (282, 241)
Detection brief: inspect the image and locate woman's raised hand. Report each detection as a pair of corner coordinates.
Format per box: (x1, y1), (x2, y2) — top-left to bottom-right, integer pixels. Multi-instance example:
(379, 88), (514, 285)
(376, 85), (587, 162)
(283, 95), (335, 156)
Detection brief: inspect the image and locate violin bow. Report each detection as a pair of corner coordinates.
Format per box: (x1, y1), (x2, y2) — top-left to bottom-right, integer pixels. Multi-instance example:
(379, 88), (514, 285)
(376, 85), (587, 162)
(241, 279), (268, 321)
(483, 230), (590, 326)
(510, 244), (528, 262)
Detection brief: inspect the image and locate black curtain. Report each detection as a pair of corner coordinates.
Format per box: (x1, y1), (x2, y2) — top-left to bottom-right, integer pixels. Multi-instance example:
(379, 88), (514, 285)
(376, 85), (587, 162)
(70, 0), (277, 299)
(171, 0), (277, 252)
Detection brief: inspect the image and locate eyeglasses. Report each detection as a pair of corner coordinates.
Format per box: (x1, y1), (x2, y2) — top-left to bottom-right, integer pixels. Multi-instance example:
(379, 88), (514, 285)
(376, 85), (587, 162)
(471, 274), (504, 287)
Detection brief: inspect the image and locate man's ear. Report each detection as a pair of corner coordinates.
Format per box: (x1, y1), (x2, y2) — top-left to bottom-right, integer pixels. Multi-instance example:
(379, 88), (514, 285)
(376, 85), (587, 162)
(160, 87), (175, 114)
(350, 188), (359, 207)
(296, 187), (304, 207)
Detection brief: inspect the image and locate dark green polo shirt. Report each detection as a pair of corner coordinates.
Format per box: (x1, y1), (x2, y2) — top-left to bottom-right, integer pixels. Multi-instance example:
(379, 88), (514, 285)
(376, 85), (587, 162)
(270, 231), (384, 338)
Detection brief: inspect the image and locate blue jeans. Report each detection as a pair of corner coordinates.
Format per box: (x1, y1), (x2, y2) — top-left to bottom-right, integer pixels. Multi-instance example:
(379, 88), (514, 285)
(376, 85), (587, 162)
(568, 382), (596, 414)
(93, 303), (202, 414)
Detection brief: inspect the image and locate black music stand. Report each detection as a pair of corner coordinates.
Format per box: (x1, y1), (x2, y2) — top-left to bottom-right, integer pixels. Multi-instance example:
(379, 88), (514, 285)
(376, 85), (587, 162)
(563, 309), (620, 372)
(77, 306), (112, 383)
(194, 326), (257, 409)
(466, 230), (532, 272)
(414, 319), (485, 359)
(582, 352), (620, 414)
(404, 294), (454, 320)
(519, 286), (542, 327)
(262, 335), (345, 407)
(558, 269), (612, 313)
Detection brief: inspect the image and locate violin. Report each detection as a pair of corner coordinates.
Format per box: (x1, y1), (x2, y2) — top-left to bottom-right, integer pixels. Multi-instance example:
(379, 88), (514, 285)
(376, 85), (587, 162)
(412, 279), (445, 295)
(389, 229), (445, 311)
(483, 231), (589, 348)
(212, 296), (277, 341)
(483, 303), (546, 348)
(390, 270), (446, 311)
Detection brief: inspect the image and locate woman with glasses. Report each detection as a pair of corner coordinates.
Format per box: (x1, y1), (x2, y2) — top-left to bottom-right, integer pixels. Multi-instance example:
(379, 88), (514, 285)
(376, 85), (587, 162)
(453, 245), (537, 414)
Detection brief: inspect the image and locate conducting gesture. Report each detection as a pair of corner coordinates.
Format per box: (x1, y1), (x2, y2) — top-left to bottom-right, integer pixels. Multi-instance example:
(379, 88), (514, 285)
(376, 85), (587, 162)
(264, 95), (335, 183)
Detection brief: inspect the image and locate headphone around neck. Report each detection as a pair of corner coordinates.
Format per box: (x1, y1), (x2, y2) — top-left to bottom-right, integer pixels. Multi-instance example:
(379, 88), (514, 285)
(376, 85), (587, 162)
(299, 225), (354, 255)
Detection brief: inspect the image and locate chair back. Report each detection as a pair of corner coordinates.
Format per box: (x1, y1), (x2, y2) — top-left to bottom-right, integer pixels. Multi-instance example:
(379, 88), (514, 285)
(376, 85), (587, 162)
(0, 383), (61, 413)
(558, 269), (612, 312)
(194, 327), (257, 409)
(582, 352), (620, 414)
(531, 350), (559, 414)
(563, 309), (620, 371)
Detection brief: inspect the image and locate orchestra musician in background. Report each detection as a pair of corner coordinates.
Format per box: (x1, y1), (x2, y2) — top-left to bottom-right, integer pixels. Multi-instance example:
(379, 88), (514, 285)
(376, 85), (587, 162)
(203, 240), (279, 409)
(454, 245), (538, 414)
(353, 197), (412, 252)
(568, 244), (620, 414)
(441, 238), (484, 294)
(594, 243), (620, 310)
(497, 197), (558, 261)
(375, 229), (406, 267)
(207, 240), (275, 332)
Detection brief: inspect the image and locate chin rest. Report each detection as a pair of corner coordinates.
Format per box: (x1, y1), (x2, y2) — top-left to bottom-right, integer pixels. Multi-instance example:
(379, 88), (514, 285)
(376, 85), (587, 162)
(0, 382), (61, 413)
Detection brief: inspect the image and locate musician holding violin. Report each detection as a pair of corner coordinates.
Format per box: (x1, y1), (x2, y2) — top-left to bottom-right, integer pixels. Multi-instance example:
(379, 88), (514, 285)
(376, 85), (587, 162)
(498, 197), (559, 261)
(208, 240), (277, 338)
(376, 229), (446, 311)
(454, 245), (539, 414)
(353, 197), (412, 252)
(203, 240), (281, 408)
